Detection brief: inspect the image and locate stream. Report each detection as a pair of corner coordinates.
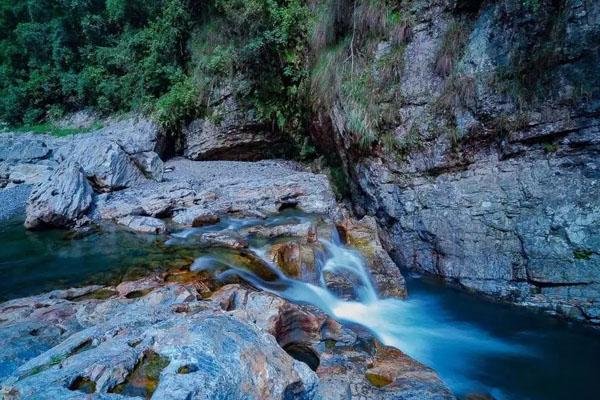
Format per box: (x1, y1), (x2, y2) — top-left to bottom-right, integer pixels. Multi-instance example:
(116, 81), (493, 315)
(1, 214), (599, 400)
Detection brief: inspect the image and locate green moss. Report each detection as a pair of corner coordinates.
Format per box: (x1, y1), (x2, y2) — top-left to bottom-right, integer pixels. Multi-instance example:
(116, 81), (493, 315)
(110, 351), (170, 399)
(574, 249), (593, 260)
(10, 122), (103, 137)
(543, 142), (558, 153)
(365, 371), (393, 388)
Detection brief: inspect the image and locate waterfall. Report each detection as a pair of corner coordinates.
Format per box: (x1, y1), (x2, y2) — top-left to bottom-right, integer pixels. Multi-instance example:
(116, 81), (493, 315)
(170, 217), (530, 399)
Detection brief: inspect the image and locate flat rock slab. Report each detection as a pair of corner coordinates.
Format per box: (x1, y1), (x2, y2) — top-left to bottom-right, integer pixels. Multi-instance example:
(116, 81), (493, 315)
(94, 158), (337, 224)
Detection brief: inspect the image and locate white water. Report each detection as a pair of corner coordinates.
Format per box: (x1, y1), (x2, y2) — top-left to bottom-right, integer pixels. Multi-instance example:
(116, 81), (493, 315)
(171, 221), (534, 399)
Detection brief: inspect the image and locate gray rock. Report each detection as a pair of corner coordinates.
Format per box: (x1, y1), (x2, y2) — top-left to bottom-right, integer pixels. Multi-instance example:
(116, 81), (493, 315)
(132, 151), (164, 182)
(55, 137), (146, 192)
(117, 215), (167, 235)
(183, 93), (285, 161)
(94, 116), (162, 155)
(0, 134), (52, 164)
(24, 163), (93, 230)
(7, 163), (54, 186)
(308, 0), (600, 324)
(95, 159), (337, 223)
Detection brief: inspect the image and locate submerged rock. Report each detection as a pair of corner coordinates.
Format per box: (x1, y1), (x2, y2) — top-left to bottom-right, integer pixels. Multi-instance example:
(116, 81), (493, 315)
(24, 163), (93, 230)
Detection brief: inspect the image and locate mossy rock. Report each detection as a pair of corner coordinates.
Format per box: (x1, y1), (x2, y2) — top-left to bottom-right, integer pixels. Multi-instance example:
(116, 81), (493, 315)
(365, 371), (393, 388)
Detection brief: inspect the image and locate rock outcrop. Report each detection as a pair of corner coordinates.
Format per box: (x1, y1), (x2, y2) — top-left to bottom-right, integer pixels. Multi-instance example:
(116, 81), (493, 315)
(94, 159), (337, 226)
(0, 278), (453, 399)
(310, 0), (600, 323)
(24, 163), (93, 230)
(182, 88), (286, 161)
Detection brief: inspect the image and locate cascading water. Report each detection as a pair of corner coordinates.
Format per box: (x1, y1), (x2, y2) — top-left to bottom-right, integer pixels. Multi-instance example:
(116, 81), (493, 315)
(169, 215), (532, 399)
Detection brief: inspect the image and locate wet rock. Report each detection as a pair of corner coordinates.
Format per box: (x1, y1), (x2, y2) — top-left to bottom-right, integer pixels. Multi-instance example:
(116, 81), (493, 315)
(171, 206), (220, 227)
(243, 222), (313, 240)
(24, 164), (93, 230)
(364, 344), (454, 397)
(0, 280), (455, 399)
(270, 242), (302, 277)
(195, 232), (249, 250)
(117, 215), (167, 235)
(336, 216), (407, 299)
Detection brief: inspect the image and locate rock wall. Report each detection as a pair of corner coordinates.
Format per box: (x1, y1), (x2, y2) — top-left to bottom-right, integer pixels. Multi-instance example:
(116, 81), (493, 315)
(312, 0), (600, 323)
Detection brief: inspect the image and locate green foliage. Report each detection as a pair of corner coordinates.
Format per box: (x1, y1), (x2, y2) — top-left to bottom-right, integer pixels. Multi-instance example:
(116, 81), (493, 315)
(307, 0), (410, 155)
(12, 122), (103, 137)
(153, 78), (200, 131)
(0, 0), (197, 125)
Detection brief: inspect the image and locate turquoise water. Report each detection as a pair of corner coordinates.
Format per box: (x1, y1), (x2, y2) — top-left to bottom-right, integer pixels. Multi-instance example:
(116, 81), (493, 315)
(1, 216), (599, 399)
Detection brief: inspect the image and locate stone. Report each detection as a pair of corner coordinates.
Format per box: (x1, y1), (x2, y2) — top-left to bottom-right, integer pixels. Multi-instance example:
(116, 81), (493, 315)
(117, 215), (167, 235)
(335, 216), (407, 299)
(182, 93), (285, 161)
(24, 163), (93, 230)
(270, 242), (302, 277)
(0, 278), (454, 399)
(132, 151), (164, 182)
(171, 206), (220, 227)
(94, 116), (161, 155)
(7, 163), (54, 186)
(243, 222), (313, 240)
(0, 135), (52, 164)
(94, 159), (337, 224)
(54, 136), (146, 192)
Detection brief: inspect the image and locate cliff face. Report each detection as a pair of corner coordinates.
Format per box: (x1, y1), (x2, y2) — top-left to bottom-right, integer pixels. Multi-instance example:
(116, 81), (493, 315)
(311, 0), (600, 323)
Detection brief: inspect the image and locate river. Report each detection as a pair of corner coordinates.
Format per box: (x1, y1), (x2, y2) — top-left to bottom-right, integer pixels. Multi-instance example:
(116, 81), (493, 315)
(1, 215), (599, 400)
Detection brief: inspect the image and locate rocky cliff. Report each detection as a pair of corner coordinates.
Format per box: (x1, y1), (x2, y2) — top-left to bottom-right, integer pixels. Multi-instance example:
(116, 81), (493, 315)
(309, 0), (600, 324)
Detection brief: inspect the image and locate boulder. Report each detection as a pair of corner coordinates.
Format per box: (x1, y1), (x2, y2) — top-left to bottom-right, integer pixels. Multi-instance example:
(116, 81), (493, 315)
(270, 242), (302, 277)
(335, 216), (407, 299)
(24, 164), (93, 230)
(0, 135), (52, 164)
(55, 137), (145, 192)
(94, 116), (162, 155)
(7, 163), (55, 186)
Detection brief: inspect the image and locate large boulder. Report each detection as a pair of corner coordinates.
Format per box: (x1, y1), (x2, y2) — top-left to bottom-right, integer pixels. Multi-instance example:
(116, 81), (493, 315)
(24, 163), (93, 229)
(55, 137), (146, 192)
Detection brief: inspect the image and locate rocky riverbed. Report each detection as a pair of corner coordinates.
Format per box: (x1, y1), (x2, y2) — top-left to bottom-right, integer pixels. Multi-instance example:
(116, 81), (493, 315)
(0, 118), (452, 399)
